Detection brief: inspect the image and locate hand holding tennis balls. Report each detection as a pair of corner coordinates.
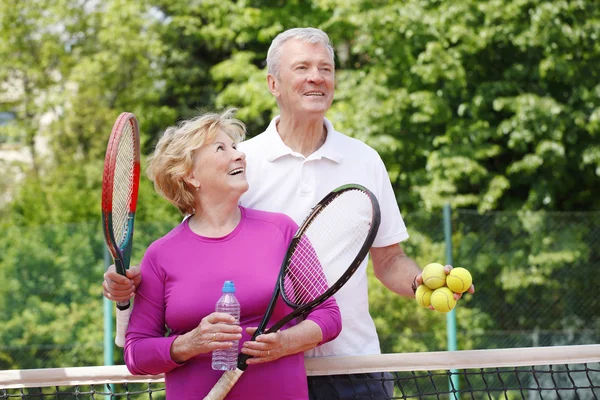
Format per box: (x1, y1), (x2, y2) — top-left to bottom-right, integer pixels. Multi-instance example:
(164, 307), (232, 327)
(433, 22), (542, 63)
(415, 263), (474, 312)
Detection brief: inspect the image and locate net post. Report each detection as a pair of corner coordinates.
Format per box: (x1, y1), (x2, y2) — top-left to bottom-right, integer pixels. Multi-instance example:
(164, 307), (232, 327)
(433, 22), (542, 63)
(443, 203), (459, 398)
(103, 246), (115, 399)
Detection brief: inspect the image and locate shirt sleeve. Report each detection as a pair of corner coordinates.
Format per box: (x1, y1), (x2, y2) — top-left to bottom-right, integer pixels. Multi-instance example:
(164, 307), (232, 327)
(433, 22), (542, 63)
(372, 153), (410, 248)
(124, 245), (182, 375)
(304, 296), (342, 345)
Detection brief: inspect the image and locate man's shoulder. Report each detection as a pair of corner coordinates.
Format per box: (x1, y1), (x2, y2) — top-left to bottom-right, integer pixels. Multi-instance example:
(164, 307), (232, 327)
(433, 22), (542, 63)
(244, 207), (296, 228)
(239, 130), (269, 150)
(330, 129), (382, 160)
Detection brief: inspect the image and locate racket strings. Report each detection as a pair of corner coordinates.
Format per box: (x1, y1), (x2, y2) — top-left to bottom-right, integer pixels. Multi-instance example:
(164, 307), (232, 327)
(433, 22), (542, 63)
(283, 190), (374, 306)
(112, 121), (136, 247)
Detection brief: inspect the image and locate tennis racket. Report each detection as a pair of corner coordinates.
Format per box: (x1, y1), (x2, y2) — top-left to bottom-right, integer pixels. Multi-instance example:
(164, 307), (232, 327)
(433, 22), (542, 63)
(101, 112), (141, 348)
(204, 183), (381, 400)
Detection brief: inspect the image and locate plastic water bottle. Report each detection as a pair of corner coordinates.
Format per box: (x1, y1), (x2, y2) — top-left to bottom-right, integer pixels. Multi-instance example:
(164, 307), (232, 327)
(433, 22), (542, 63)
(211, 280), (241, 371)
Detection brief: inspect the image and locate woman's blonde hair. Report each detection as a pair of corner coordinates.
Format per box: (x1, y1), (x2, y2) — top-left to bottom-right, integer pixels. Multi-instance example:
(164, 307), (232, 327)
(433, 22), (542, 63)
(146, 109), (246, 215)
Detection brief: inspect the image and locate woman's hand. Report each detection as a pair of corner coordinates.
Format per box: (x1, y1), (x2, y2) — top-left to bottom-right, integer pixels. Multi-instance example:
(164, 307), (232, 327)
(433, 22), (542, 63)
(241, 328), (290, 365)
(170, 312), (242, 364)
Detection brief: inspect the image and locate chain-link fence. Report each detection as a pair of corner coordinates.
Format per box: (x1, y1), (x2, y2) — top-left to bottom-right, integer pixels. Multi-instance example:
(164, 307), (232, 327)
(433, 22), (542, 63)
(453, 209), (600, 349)
(1, 209), (599, 369)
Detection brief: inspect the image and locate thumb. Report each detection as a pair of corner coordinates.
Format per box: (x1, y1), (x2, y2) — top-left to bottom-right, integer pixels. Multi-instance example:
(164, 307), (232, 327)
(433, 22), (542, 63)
(245, 327), (258, 335)
(126, 265), (141, 278)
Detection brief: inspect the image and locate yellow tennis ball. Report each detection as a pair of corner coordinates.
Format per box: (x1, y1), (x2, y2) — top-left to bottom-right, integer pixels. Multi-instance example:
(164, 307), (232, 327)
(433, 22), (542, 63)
(446, 267), (473, 294)
(415, 284), (433, 308)
(422, 263), (446, 289)
(430, 287), (456, 313)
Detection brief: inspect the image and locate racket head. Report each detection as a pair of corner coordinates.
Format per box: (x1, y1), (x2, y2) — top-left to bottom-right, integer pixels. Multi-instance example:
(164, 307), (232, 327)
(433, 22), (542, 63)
(280, 184), (381, 310)
(101, 112), (141, 275)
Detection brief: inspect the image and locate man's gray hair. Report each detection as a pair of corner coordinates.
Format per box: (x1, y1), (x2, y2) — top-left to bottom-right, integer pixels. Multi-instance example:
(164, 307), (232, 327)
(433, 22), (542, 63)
(266, 27), (335, 77)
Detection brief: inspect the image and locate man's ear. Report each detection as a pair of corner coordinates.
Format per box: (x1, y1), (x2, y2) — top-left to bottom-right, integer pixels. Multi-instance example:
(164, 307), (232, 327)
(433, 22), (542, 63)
(267, 74), (279, 97)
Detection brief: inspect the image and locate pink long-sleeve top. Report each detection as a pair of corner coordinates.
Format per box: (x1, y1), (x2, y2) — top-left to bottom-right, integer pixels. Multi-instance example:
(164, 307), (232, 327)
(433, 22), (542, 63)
(124, 207), (341, 399)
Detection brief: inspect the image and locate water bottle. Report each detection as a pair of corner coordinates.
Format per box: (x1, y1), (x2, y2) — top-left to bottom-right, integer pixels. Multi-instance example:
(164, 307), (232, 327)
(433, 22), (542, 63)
(211, 280), (241, 371)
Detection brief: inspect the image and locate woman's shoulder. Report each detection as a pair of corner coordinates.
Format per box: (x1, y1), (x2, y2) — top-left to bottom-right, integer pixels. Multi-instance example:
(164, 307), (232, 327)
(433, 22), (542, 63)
(144, 222), (187, 255)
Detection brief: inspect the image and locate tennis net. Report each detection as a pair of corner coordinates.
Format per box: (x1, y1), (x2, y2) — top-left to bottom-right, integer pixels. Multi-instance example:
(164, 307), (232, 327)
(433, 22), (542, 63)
(1, 344), (599, 399)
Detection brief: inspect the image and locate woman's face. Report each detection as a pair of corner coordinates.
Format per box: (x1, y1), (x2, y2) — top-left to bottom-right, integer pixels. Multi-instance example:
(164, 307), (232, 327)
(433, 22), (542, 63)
(190, 129), (248, 199)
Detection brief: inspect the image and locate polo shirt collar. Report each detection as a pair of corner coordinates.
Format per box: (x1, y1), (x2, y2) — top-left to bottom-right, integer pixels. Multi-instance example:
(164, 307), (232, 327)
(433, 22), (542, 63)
(264, 116), (343, 163)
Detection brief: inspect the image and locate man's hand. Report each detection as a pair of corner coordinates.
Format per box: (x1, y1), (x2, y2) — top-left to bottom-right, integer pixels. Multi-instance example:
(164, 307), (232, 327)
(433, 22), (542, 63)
(103, 264), (141, 302)
(414, 265), (475, 309)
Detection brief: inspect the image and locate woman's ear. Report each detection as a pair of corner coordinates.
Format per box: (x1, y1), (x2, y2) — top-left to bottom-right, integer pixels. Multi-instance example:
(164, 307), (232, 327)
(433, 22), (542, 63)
(184, 175), (200, 191)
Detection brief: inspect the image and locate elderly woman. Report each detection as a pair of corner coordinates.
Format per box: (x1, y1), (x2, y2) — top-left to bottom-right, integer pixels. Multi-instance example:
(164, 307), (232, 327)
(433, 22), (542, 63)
(123, 110), (341, 399)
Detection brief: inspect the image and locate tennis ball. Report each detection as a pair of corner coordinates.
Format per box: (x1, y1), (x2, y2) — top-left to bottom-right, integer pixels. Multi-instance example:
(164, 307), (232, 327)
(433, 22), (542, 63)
(446, 267), (473, 294)
(415, 284), (433, 308)
(422, 263), (446, 289)
(430, 287), (457, 313)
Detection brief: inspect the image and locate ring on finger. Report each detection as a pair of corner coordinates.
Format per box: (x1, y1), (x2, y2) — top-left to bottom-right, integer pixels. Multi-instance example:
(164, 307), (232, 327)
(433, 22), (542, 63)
(212, 333), (216, 341)
(267, 350), (270, 356)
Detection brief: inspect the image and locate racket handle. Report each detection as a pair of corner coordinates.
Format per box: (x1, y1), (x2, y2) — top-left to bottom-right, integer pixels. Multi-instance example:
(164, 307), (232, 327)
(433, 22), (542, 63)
(115, 301), (131, 348)
(203, 368), (244, 400)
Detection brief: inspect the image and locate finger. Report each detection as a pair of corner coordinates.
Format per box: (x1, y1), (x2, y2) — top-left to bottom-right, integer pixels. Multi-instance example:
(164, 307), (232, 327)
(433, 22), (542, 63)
(415, 274), (423, 285)
(468, 284), (475, 294)
(104, 270), (132, 285)
(254, 332), (279, 344)
(211, 331), (242, 343)
(444, 265), (453, 274)
(241, 345), (271, 358)
(102, 279), (134, 299)
(105, 279), (134, 294)
(126, 266), (142, 287)
(245, 327), (258, 336)
(208, 340), (236, 351)
(206, 312), (238, 324)
(126, 265), (141, 278)
(103, 290), (132, 303)
(245, 349), (273, 364)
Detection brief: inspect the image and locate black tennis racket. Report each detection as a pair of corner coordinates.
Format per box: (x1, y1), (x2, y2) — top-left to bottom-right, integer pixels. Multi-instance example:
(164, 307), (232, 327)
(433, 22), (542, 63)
(101, 112), (141, 348)
(204, 184), (381, 400)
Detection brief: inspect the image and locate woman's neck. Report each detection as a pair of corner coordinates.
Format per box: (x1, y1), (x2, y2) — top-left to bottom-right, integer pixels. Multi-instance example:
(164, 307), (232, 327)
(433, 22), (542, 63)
(188, 199), (242, 238)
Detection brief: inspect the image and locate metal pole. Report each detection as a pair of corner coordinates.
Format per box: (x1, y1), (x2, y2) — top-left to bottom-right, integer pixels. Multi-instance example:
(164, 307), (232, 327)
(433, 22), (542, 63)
(103, 246), (114, 366)
(443, 203), (459, 397)
(103, 246), (114, 399)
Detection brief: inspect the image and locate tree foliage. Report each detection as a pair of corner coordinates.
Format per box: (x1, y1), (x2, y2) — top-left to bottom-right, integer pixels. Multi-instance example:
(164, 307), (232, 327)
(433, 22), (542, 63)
(0, 0), (599, 368)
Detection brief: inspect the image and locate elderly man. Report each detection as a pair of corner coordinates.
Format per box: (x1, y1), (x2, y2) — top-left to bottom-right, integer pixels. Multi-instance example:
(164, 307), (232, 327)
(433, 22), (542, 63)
(104, 27), (474, 399)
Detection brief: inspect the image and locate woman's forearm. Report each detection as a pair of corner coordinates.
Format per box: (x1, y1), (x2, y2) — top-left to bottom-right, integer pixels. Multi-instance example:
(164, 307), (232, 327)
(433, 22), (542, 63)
(280, 320), (323, 355)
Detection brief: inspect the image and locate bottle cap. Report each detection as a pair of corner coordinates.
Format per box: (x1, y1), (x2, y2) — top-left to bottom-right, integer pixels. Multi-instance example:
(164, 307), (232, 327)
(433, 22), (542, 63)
(222, 280), (236, 293)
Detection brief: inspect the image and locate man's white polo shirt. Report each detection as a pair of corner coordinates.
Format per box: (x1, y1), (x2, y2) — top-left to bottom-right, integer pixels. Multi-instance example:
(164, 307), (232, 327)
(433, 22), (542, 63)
(238, 116), (409, 357)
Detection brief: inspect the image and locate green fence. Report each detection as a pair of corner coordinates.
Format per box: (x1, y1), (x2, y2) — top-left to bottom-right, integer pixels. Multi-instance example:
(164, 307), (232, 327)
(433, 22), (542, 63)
(1, 209), (599, 369)
(376, 208), (600, 354)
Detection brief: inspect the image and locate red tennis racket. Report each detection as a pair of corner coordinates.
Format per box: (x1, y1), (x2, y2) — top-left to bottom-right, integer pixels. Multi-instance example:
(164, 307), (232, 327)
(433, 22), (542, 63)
(101, 112), (141, 347)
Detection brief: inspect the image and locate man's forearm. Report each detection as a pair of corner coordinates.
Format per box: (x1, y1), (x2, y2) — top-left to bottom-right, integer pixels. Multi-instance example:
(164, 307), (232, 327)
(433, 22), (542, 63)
(371, 244), (422, 297)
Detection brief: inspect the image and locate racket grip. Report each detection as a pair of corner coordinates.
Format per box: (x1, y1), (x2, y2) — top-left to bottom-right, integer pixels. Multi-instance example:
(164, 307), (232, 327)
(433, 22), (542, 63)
(203, 368), (244, 400)
(115, 301), (131, 348)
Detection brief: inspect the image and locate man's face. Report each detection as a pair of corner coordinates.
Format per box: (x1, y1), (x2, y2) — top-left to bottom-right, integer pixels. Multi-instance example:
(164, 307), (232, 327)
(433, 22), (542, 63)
(269, 39), (335, 117)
